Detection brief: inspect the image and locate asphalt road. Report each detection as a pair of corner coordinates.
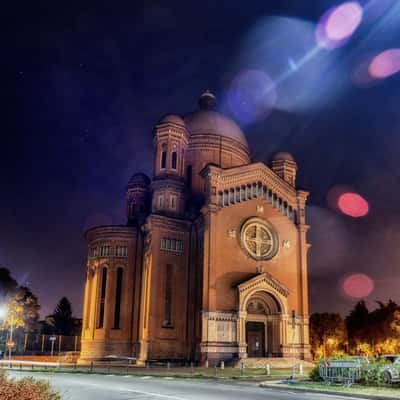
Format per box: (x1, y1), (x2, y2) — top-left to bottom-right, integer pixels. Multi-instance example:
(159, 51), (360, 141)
(8, 371), (367, 400)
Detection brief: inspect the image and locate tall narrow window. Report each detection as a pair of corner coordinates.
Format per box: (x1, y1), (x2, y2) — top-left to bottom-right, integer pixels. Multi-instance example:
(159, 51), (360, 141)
(163, 264), (173, 327)
(170, 195), (177, 211)
(158, 195), (164, 209)
(113, 267), (123, 329)
(98, 267), (107, 328)
(171, 151), (177, 169)
(131, 203), (136, 216)
(161, 151), (167, 169)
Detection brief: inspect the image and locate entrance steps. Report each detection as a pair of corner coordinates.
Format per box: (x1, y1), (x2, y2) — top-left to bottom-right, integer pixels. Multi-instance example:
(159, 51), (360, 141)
(234, 357), (314, 369)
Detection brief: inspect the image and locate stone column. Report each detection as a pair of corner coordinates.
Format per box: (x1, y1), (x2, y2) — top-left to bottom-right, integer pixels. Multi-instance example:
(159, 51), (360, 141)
(237, 311), (247, 358)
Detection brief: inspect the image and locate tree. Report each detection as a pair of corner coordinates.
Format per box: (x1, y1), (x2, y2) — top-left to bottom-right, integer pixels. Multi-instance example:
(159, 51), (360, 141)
(0, 268), (18, 300)
(345, 300), (370, 348)
(345, 299), (400, 355)
(46, 297), (74, 335)
(0, 268), (40, 332)
(310, 313), (347, 359)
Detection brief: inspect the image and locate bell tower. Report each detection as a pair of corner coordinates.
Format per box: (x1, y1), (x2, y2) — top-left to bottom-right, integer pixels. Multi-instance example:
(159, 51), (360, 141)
(270, 152), (297, 187)
(126, 173), (151, 226)
(152, 114), (188, 216)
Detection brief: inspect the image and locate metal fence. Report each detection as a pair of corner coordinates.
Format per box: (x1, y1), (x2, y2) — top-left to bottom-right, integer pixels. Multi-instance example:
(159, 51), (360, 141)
(319, 360), (361, 385)
(0, 332), (81, 355)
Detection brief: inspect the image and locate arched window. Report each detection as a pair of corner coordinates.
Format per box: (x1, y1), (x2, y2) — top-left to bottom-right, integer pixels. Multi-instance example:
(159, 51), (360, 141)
(161, 151), (167, 169)
(113, 267), (123, 329)
(171, 151), (177, 170)
(97, 267), (107, 328)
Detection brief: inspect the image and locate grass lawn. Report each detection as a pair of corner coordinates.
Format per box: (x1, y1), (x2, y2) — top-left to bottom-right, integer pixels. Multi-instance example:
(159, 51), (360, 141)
(2, 364), (310, 381)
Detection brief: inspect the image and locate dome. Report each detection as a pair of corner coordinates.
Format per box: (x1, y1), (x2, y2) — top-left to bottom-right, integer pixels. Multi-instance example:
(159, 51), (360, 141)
(128, 172), (151, 187)
(184, 92), (248, 148)
(271, 151), (295, 162)
(158, 114), (185, 126)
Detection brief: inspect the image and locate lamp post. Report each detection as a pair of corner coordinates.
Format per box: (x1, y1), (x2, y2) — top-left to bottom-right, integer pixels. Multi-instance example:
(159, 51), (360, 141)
(8, 313), (15, 366)
(0, 305), (7, 361)
(291, 309), (296, 380)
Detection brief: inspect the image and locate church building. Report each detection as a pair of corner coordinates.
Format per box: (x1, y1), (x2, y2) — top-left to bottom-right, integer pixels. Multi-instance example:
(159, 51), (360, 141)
(80, 91), (311, 365)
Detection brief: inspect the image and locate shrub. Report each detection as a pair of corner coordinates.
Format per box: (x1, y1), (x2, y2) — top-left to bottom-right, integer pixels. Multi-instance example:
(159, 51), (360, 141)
(309, 364), (322, 381)
(360, 361), (386, 386)
(0, 370), (60, 400)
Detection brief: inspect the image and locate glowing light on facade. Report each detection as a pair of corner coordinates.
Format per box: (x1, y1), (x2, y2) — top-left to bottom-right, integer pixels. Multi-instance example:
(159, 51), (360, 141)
(338, 192), (369, 217)
(369, 49), (400, 79)
(342, 273), (374, 298)
(316, 2), (363, 49)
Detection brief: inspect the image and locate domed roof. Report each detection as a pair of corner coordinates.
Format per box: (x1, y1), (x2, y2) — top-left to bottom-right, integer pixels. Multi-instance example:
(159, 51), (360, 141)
(128, 172), (151, 187)
(271, 151), (295, 162)
(183, 91), (248, 147)
(158, 114), (185, 126)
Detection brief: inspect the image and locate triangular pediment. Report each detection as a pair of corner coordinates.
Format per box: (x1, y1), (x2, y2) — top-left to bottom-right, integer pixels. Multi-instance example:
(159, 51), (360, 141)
(237, 271), (289, 298)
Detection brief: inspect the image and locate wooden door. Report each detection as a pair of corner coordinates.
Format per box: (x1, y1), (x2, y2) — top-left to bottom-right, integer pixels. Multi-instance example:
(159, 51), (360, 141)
(246, 322), (265, 357)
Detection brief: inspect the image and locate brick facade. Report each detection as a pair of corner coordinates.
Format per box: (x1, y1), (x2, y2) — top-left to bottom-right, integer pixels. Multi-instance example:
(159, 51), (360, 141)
(79, 92), (311, 364)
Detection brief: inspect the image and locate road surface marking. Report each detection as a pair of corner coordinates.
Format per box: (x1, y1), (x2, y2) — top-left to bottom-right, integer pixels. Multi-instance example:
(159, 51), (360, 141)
(126, 389), (186, 400)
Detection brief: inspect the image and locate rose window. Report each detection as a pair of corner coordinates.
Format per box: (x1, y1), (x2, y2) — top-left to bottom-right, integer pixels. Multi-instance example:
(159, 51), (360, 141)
(240, 219), (278, 260)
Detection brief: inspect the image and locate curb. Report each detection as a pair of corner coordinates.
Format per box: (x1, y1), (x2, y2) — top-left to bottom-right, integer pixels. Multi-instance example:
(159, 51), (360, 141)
(259, 382), (400, 400)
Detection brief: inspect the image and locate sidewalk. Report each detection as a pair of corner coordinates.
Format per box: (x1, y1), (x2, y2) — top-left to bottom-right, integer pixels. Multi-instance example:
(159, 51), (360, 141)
(260, 380), (400, 400)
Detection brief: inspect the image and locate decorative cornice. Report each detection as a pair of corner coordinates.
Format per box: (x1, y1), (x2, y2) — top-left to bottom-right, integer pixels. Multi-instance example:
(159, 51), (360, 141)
(238, 271), (290, 298)
(85, 226), (137, 242)
(202, 311), (238, 321)
(148, 213), (191, 231)
(218, 163), (297, 201)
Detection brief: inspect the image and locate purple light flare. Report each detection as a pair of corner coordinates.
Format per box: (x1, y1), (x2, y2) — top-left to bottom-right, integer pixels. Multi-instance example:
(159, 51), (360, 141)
(227, 69), (277, 125)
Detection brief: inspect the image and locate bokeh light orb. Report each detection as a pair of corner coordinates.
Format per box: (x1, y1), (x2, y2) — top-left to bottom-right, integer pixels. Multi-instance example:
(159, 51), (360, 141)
(368, 49), (400, 79)
(316, 2), (363, 49)
(338, 192), (369, 217)
(342, 273), (374, 298)
(227, 70), (276, 125)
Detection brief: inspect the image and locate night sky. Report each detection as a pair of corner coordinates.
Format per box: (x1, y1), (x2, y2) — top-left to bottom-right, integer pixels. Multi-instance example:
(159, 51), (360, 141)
(2, 1), (399, 318)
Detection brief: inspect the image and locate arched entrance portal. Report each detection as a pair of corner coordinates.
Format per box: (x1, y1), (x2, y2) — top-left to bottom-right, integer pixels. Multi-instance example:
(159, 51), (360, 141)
(245, 291), (282, 357)
(237, 272), (289, 359)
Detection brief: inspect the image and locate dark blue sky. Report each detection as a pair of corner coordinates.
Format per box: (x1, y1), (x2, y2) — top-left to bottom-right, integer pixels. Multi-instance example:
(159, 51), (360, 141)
(2, 0), (399, 317)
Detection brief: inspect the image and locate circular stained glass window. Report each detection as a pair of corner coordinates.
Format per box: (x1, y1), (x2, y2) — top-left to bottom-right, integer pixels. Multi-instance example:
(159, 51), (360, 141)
(240, 218), (278, 260)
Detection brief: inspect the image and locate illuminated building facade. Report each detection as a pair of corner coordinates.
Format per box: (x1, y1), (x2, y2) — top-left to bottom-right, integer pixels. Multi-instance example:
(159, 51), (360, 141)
(80, 91), (311, 364)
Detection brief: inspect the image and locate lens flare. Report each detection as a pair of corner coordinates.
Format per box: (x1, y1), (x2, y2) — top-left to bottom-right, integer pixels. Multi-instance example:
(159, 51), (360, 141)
(316, 2), (363, 49)
(363, 0), (396, 22)
(368, 49), (400, 79)
(342, 273), (374, 298)
(227, 70), (276, 125)
(338, 192), (369, 217)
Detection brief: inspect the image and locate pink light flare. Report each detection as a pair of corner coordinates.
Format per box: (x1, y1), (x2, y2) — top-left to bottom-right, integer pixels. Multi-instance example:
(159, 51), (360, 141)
(368, 49), (400, 79)
(342, 273), (374, 298)
(316, 2), (363, 49)
(338, 192), (369, 218)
